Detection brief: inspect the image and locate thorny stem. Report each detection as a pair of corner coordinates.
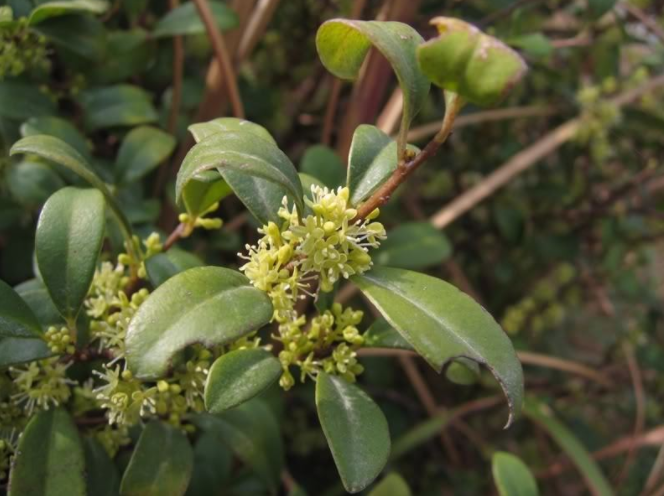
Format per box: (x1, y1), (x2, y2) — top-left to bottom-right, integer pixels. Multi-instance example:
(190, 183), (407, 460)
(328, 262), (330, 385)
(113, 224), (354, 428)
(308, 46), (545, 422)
(354, 92), (464, 221)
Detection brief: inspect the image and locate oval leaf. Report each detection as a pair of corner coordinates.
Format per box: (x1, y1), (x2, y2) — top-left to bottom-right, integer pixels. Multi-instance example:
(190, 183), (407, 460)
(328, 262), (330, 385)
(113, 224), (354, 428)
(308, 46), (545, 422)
(120, 421), (193, 496)
(188, 117), (276, 144)
(373, 222), (452, 269)
(417, 17), (527, 107)
(176, 131), (303, 224)
(8, 408), (86, 496)
(351, 266), (523, 426)
(78, 85), (158, 131)
(29, 0), (109, 25)
(300, 145), (344, 189)
(0, 279), (43, 338)
(36, 187), (105, 321)
(21, 116), (92, 161)
(205, 348), (281, 414)
(83, 437), (121, 496)
(153, 1), (238, 37)
(316, 372), (390, 493)
(126, 266), (273, 379)
(0, 82), (56, 120)
(115, 126), (176, 184)
(368, 473), (412, 496)
(492, 451), (539, 496)
(316, 20), (430, 152)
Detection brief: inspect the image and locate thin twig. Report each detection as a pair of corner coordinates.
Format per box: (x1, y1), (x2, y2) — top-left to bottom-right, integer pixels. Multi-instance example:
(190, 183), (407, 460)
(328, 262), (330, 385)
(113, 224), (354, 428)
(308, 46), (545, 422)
(622, 2), (664, 43)
(163, 223), (186, 252)
(643, 445), (664, 495)
(192, 0), (245, 118)
(237, 0), (282, 64)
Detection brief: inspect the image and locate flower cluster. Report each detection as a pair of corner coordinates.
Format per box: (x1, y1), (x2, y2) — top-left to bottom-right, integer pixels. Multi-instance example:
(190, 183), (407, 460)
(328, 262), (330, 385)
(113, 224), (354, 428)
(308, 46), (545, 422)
(240, 186), (386, 387)
(0, 17), (49, 79)
(9, 358), (74, 414)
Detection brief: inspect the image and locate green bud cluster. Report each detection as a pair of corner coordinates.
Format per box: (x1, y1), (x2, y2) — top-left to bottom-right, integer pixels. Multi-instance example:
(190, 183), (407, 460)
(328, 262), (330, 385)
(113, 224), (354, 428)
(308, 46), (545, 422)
(240, 186), (385, 388)
(8, 358), (75, 415)
(179, 201), (224, 237)
(0, 18), (49, 79)
(575, 83), (622, 162)
(501, 263), (577, 335)
(44, 326), (75, 355)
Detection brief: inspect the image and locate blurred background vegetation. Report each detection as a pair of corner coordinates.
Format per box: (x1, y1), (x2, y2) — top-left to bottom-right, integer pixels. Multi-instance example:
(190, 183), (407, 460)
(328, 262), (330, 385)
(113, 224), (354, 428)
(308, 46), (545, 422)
(1, 0), (664, 494)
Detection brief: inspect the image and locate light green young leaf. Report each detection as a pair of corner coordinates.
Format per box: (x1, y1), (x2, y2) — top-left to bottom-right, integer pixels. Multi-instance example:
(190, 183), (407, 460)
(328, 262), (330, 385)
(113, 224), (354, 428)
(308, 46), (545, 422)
(346, 125), (418, 205)
(316, 372), (390, 493)
(126, 266), (273, 379)
(492, 451), (539, 496)
(373, 222), (452, 269)
(417, 17), (527, 107)
(36, 187), (105, 321)
(205, 348), (282, 414)
(29, 0), (108, 25)
(8, 408), (86, 496)
(0, 82), (56, 120)
(83, 437), (121, 496)
(153, 1), (238, 37)
(0, 279), (43, 338)
(300, 145), (344, 189)
(180, 173), (233, 217)
(115, 126), (176, 184)
(120, 421), (194, 496)
(523, 400), (613, 496)
(368, 473), (412, 496)
(176, 131), (303, 225)
(192, 398), (284, 492)
(188, 117), (276, 144)
(316, 20), (430, 154)
(352, 266), (523, 426)
(78, 85), (158, 131)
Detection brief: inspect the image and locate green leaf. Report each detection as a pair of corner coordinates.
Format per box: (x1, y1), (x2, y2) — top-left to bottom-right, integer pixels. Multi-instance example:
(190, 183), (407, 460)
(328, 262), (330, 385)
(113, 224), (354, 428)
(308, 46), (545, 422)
(390, 413), (451, 461)
(299, 145), (344, 189)
(0, 279), (42, 338)
(523, 401), (613, 496)
(180, 173), (233, 217)
(445, 358), (480, 386)
(492, 451), (539, 496)
(153, 0), (238, 37)
(417, 17), (527, 107)
(185, 427), (233, 496)
(15, 279), (64, 328)
(509, 33), (553, 59)
(351, 266), (523, 426)
(21, 116), (91, 160)
(363, 317), (413, 350)
(83, 437), (121, 496)
(35, 15), (106, 60)
(145, 249), (204, 288)
(176, 131), (303, 225)
(192, 399), (284, 492)
(0, 82), (56, 120)
(368, 473), (411, 496)
(78, 85), (158, 131)
(29, 0), (109, 25)
(0, 336), (52, 367)
(35, 187), (105, 322)
(316, 20), (430, 154)
(7, 160), (66, 207)
(373, 222), (452, 269)
(315, 372), (390, 493)
(205, 348), (281, 414)
(188, 117), (276, 144)
(346, 125), (418, 205)
(588, 0), (617, 19)
(89, 29), (153, 84)
(8, 408), (86, 496)
(126, 266), (273, 379)
(120, 421), (194, 496)
(115, 126), (176, 184)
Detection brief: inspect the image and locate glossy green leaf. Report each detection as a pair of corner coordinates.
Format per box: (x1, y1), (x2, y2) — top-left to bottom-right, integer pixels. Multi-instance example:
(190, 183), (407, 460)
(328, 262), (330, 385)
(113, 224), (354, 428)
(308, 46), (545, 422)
(89, 29), (153, 84)
(509, 33), (553, 58)
(417, 17), (527, 107)
(192, 398), (284, 491)
(300, 145), (344, 189)
(373, 222), (452, 269)
(120, 421), (193, 496)
(0, 82), (56, 120)
(205, 348), (281, 413)
(8, 408), (86, 496)
(15, 279), (64, 328)
(35, 15), (106, 60)
(363, 317), (413, 350)
(523, 401), (613, 496)
(7, 160), (66, 206)
(316, 372), (390, 493)
(180, 172), (233, 217)
(29, 0), (108, 25)
(126, 266), (273, 379)
(153, 1), (238, 37)
(83, 437), (121, 496)
(115, 126), (176, 183)
(145, 248), (204, 288)
(352, 266), (523, 426)
(78, 85), (158, 131)
(188, 117), (276, 144)
(0, 279), (42, 338)
(368, 473), (411, 496)
(21, 116), (91, 160)
(36, 187), (105, 321)
(0, 336), (52, 367)
(492, 451), (539, 496)
(176, 131), (303, 225)
(185, 427), (233, 496)
(316, 20), (430, 153)
(346, 125), (418, 205)
(445, 358), (480, 386)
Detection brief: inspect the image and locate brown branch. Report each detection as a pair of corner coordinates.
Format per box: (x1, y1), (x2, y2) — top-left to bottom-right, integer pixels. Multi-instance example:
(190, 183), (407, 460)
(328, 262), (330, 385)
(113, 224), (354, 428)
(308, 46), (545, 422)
(163, 223), (186, 252)
(237, 0), (282, 64)
(622, 2), (664, 43)
(192, 0), (245, 118)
